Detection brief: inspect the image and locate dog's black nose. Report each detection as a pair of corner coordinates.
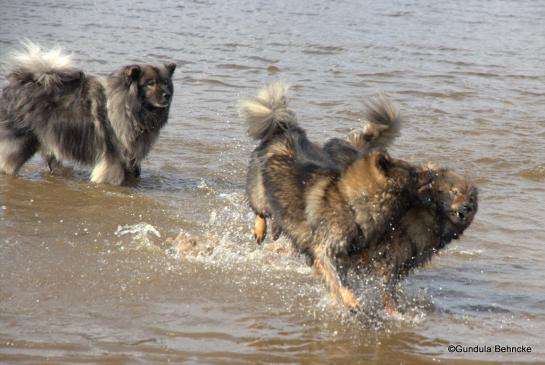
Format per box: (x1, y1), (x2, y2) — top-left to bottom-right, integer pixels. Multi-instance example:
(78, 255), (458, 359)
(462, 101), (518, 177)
(455, 203), (474, 222)
(163, 92), (171, 99)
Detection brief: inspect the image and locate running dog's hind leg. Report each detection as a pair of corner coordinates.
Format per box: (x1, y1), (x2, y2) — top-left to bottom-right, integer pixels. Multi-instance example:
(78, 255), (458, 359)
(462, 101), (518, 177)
(253, 213), (267, 244)
(270, 217), (282, 241)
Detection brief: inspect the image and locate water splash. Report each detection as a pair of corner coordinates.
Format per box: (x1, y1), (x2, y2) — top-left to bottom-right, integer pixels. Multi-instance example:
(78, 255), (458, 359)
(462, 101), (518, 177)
(114, 223), (161, 249)
(111, 189), (432, 327)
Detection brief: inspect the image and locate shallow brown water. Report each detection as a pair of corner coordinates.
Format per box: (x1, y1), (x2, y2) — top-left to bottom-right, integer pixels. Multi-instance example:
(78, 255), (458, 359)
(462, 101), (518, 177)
(1, 0), (545, 364)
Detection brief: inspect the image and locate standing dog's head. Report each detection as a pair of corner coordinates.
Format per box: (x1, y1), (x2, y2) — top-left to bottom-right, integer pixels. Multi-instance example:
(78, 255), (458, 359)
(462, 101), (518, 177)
(122, 63), (176, 109)
(105, 62), (177, 159)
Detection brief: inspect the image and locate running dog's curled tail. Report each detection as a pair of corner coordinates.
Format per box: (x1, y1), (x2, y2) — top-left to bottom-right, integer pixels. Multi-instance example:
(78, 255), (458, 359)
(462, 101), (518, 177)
(347, 95), (402, 150)
(240, 81), (298, 142)
(6, 40), (82, 90)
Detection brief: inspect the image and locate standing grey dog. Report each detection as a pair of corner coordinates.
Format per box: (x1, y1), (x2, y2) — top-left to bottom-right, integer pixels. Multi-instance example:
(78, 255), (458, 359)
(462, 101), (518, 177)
(0, 42), (176, 184)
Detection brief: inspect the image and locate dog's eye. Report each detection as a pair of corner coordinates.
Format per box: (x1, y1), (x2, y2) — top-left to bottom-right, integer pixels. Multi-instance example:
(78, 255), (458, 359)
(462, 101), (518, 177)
(146, 80), (157, 87)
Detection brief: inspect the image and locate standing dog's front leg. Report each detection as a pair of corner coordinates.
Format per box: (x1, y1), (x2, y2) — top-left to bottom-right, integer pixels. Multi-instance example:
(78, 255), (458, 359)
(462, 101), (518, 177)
(90, 155), (125, 185)
(124, 159), (141, 180)
(130, 164), (141, 179)
(312, 246), (360, 310)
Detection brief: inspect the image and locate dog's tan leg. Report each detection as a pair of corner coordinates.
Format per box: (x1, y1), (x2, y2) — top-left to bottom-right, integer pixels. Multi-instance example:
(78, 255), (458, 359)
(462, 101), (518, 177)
(383, 291), (400, 317)
(253, 214), (267, 244)
(381, 272), (400, 316)
(313, 247), (360, 310)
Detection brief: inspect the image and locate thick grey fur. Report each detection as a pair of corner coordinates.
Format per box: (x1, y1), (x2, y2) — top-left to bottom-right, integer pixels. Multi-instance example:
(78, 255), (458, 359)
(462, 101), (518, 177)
(0, 43), (175, 184)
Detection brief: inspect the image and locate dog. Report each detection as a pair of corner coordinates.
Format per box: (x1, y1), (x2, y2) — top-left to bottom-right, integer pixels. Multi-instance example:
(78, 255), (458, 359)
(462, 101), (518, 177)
(0, 41), (176, 184)
(242, 82), (433, 310)
(242, 82), (478, 314)
(325, 101), (479, 315)
(356, 165), (478, 314)
(340, 127), (478, 314)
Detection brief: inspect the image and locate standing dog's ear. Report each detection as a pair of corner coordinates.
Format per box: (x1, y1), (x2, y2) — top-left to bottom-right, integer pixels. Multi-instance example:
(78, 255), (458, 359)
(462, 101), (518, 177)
(164, 63), (176, 78)
(124, 65), (141, 83)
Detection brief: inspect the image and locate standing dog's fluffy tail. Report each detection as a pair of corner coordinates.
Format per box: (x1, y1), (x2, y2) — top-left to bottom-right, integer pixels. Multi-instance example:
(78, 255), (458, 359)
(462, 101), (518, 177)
(347, 95), (402, 150)
(6, 40), (81, 89)
(240, 81), (298, 141)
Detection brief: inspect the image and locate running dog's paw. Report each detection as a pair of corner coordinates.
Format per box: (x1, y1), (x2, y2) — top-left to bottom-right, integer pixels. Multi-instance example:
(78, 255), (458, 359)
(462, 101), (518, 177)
(339, 287), (361, 312)
(253, 215), (267, 244)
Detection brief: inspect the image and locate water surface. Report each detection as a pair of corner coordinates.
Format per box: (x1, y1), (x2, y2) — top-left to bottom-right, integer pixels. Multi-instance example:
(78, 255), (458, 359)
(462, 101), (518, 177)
(1, 1), (544, 363)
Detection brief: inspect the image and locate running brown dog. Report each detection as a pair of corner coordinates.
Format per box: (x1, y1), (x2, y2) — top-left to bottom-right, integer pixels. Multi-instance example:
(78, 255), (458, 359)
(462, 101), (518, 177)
(242, 82), (433, 310)
(242, 82), (478, 314)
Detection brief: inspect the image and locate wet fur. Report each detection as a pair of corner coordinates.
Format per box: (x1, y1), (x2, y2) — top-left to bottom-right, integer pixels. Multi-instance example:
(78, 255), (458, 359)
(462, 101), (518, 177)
(0, 41), (176, 184)
(243, 83), (478, 313)
(355, 166), (478, 309)
(242, 82), (429, 310)
(337, 98), (479, 309)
